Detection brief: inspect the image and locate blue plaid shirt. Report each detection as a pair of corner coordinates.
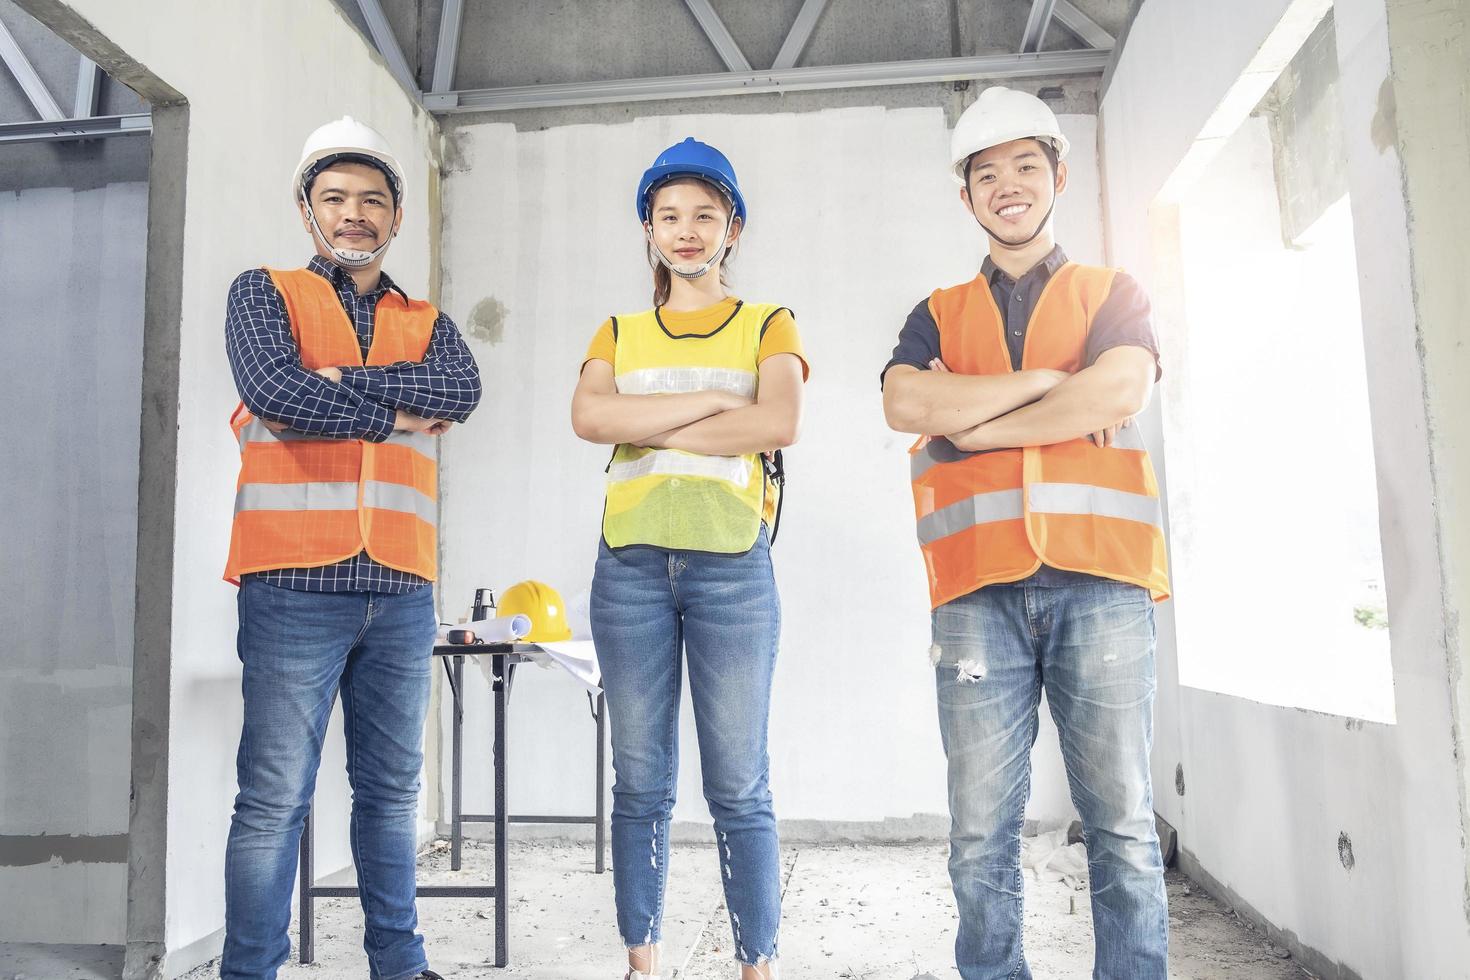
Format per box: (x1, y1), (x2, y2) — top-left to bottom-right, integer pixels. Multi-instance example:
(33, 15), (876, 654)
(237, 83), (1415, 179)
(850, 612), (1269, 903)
(225, 256), (482, 593)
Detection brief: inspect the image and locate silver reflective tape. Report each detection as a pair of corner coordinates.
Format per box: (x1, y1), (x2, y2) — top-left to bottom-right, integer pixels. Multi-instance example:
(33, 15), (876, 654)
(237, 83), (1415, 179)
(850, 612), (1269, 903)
(363, 480), (437, 526)
(615, 366), (756, 398)
(1028, 482), (1162, 527)
(238, 418), (315, 450)
(916, 489), (1024, 545)
(383, 428), (436, 458)
(911, 443), (938, 482)
(1112, 424), (1146, 452)
(237, 419), (434, 459)
(234, 481), (358, 515)
(607, 449), (752, 487)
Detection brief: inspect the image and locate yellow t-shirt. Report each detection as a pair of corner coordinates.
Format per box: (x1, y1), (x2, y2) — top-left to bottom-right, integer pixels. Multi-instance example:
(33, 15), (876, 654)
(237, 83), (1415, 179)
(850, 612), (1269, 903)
(582, 296), (809, 379)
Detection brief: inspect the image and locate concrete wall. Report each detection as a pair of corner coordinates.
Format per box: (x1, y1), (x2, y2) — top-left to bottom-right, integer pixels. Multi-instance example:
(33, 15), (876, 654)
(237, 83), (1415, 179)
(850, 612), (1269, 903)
(437, 105), (1107, 835)
(1100, 0), (1470, 974)
(15, 0), (440, 974)
(1266, 12), (1350, 244)
(1384, 0), (1470, 939)
(0, 178), (148, 944)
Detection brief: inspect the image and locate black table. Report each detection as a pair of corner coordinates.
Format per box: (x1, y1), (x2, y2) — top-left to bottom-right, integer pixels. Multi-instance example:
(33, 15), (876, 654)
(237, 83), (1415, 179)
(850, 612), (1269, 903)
(297, 641), (606, 968)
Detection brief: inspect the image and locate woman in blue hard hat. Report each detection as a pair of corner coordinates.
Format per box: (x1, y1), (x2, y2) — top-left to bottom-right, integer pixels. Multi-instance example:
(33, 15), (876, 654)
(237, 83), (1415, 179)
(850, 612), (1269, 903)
(571, 138), (807, 980)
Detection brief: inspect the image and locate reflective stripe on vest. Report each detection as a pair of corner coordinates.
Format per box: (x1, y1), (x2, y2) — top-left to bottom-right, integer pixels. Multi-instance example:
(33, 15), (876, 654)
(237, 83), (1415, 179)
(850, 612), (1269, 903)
(602, 301), (784, 553)
(916, 489), (1024, 544)
(1028, 482), (1162, 528)
(234, 480), (437, 526)
(615, 366), (757, 398)
(223, 267), (440, 582)
(236, 417), (435, 457)
(911, 264), (1170, 607)
(607, 448), (752, 487)
(911, 423), (1146, 482)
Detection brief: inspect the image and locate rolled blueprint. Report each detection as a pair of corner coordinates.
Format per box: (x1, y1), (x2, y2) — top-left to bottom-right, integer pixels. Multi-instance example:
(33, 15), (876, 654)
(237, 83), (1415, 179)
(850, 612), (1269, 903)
(437, 613), (531, 645)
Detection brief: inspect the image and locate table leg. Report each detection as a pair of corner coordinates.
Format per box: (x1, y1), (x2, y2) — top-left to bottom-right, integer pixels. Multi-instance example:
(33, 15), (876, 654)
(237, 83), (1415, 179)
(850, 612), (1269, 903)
(299, 806), (314, 963)
(494, 654), (509, 967)
(595, 691), (606, 874)
(452, 654), (464, 872)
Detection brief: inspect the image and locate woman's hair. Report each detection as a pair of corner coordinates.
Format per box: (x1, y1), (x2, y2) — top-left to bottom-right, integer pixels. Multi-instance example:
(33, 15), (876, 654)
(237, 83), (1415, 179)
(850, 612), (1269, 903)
(648, 176), (739, 307)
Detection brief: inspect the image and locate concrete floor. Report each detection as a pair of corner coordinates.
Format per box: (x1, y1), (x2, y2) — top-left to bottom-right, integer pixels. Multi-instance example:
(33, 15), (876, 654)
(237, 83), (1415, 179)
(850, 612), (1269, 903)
(0, 942), (123, 980)
(171, 837), (1308, 979)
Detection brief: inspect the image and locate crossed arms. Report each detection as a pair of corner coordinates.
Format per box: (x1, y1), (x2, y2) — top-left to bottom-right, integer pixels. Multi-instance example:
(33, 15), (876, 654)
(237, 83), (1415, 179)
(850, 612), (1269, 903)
(225, 269), (483, 441)
(882, 345), (1155, 451)
(571, 353), (804, 455)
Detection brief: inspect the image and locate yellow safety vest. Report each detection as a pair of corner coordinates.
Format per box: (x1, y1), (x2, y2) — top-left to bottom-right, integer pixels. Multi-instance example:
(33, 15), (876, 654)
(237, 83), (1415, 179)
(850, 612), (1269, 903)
(603, 301), (784, 553)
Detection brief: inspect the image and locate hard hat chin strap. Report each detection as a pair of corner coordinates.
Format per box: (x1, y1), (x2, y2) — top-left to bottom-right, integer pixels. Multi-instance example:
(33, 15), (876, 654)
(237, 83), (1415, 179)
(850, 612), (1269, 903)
(970, 185), (1057, 249)
(301, 195), (393, 270)
(646, 212), (735, 281)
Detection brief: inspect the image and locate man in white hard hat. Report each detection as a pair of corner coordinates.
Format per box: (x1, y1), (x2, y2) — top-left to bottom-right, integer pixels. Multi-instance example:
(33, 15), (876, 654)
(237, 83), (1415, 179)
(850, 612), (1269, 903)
(882, 87), (1170, 978)
(220, 116), (481, 980)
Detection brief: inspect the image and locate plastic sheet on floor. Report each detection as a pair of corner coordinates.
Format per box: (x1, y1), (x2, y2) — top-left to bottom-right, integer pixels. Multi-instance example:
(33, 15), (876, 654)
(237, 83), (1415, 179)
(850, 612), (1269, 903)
(1022, 829), (1088, 890)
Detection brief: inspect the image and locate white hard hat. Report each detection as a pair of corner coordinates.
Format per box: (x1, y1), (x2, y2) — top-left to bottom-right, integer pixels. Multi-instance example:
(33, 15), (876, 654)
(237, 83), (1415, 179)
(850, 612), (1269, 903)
(949, 87), (1070, 186)
(291, 115), (405, 205)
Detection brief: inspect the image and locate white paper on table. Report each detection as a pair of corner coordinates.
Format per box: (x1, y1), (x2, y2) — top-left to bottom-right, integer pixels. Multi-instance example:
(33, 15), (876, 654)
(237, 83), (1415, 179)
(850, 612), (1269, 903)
(437, 613), (531, 645)
(530, 640), (601, 695)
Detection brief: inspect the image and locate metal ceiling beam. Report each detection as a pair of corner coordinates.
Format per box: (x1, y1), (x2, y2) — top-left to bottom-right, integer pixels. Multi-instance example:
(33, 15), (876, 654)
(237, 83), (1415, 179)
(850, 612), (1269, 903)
(0, 112), (149, 145)
(682, 0), (752, 73)
(1019, 0), (1059, 54)
(771, 0), (831, 70)
(424, 49), (1110, 114)
(355, 0), (419, 94)
(73, 56), (103, 117)
(1053, 1), (1115, 50)
(430, 0), (464, 93)
(0, 16), (65, 121)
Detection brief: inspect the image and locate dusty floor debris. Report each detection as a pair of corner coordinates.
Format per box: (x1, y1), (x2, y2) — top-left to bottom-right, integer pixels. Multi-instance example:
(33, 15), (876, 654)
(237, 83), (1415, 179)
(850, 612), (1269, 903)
(166, 836), (1312, 979)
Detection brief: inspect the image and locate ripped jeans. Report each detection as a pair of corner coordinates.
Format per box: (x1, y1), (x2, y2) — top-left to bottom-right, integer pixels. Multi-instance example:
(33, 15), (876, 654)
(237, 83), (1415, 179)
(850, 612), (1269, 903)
(933, 573), (1168, 980)
(591, 529), (782, 967)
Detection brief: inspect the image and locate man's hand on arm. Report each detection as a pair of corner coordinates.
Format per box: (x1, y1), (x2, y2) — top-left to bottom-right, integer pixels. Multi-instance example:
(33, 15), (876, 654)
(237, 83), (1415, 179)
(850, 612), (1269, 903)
(1087, 416), (1135, 449)
(393, 409), (453, 436)
(337, 313), (483, 425)
(948, 346), (1155, 452)
(315, 367), (454, 435)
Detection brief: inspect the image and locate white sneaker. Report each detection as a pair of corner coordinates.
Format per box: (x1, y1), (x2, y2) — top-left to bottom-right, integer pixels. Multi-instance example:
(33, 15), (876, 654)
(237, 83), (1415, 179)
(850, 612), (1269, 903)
(624, 971), (660, 980)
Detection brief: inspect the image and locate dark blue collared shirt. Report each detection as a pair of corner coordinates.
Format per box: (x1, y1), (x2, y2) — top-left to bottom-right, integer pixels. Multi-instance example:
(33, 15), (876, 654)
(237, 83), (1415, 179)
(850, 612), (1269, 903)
(224, 255), (482, 593)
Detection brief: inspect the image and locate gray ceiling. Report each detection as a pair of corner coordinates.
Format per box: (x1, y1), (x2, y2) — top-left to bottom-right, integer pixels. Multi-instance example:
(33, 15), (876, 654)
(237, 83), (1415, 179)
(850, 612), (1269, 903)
(330, 0), (1133, 92)
(0, 0), (1135, 133)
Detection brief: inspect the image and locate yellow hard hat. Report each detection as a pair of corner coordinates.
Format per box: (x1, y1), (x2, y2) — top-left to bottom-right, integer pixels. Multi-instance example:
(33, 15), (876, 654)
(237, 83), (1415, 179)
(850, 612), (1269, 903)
(498, 580), (573, 642)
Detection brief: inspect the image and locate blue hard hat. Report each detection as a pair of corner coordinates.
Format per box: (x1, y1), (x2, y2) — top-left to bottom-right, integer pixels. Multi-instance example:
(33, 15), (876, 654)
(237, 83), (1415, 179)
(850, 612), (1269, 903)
(635, 137), (747, 227)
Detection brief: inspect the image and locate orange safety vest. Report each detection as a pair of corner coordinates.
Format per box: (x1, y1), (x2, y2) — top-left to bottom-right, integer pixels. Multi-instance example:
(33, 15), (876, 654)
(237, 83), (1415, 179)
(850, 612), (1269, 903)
(223, 267), (439, 583)
(909, 262), (1170, 609)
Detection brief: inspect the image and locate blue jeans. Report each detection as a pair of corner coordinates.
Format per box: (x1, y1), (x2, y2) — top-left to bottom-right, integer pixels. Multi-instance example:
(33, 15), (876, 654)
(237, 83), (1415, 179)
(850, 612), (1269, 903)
(934, 575), (1168, 980)
(591, 530), (782, 967)
(221, 578), (437, 980)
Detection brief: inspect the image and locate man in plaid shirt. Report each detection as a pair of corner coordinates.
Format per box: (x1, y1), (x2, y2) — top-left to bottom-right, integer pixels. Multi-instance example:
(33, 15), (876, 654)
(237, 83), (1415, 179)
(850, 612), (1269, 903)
(219, 117), (478, 980)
